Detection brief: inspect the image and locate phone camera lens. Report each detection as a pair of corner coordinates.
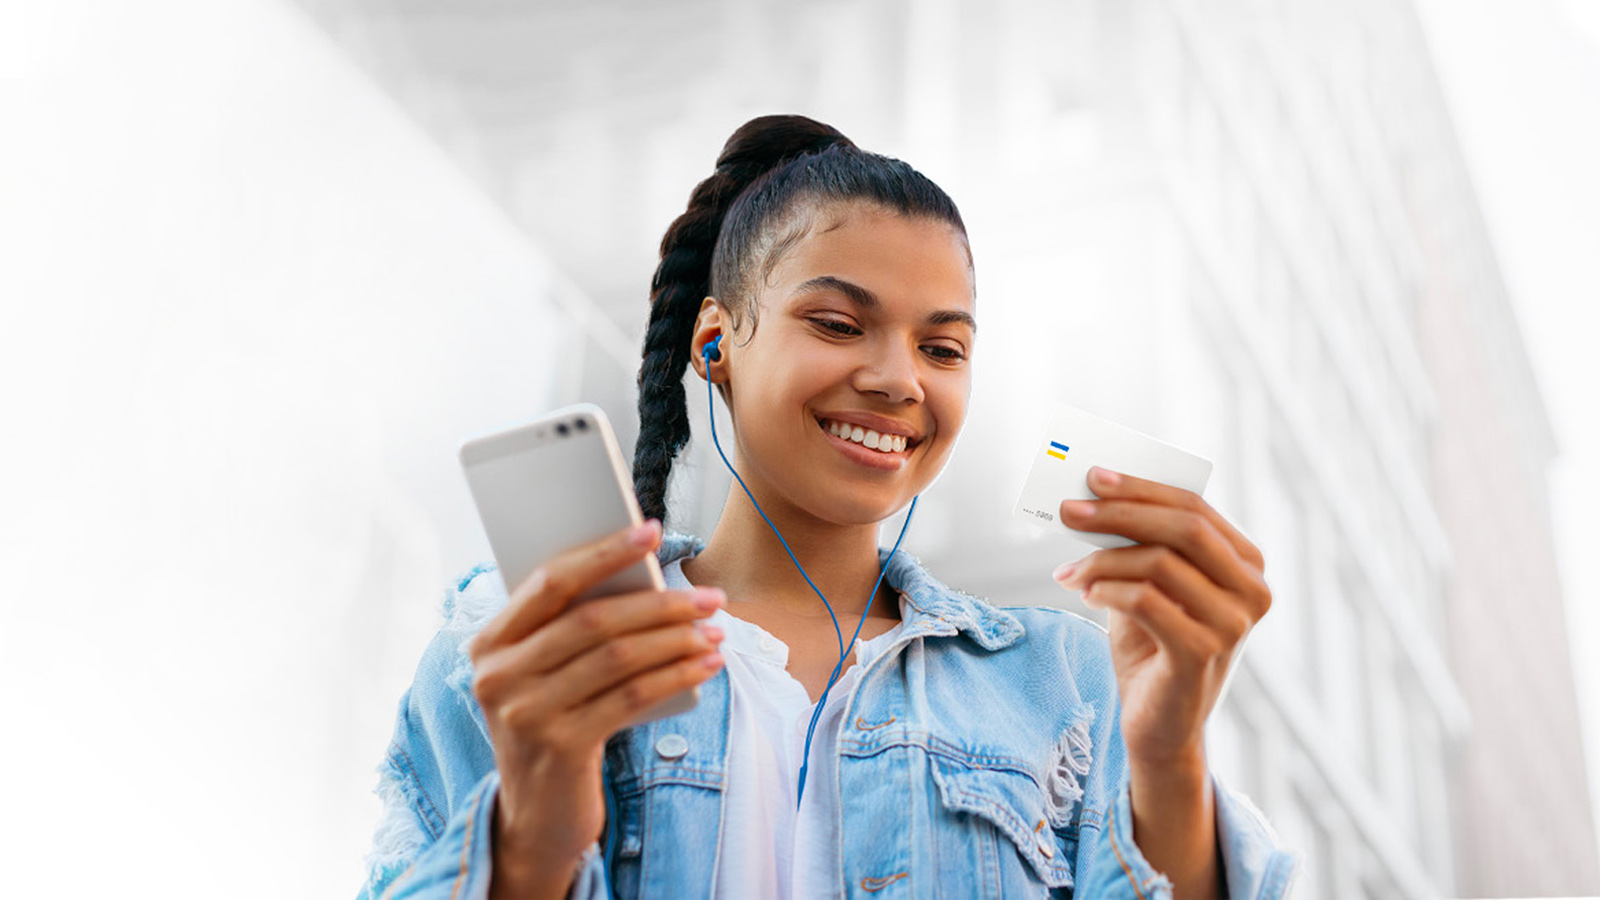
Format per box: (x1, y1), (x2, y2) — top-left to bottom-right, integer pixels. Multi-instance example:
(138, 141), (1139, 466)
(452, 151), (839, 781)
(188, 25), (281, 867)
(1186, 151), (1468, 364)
(574, 418), (588, 431)
(556, 423), (570, 437)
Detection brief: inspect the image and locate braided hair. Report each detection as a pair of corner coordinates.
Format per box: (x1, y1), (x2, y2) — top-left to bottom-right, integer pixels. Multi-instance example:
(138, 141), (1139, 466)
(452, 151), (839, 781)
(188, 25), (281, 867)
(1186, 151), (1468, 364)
(632, 114), (969, 525)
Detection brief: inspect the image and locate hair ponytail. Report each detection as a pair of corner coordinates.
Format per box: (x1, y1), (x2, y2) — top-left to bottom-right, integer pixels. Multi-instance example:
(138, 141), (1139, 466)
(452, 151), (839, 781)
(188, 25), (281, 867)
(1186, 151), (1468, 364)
(632, 116), (852, 524)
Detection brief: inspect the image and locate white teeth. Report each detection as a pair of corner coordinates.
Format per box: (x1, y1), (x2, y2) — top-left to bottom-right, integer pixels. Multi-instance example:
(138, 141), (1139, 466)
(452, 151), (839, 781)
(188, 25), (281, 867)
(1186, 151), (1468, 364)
(821, 418), (909, 454)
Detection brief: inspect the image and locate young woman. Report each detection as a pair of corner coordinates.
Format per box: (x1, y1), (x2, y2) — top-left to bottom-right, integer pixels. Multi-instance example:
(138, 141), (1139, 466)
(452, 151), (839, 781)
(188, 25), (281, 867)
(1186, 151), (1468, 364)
(358, 115), (1297, 899)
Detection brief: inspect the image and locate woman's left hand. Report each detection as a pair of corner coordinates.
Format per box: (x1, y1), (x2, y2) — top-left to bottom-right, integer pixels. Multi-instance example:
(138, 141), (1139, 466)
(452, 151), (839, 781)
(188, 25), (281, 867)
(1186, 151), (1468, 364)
(1052, 465), (1272, 766)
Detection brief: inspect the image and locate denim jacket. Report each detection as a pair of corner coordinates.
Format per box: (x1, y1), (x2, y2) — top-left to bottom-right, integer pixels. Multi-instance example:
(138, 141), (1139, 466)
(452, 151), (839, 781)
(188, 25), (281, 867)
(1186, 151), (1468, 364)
(358, 533), (1299, 899)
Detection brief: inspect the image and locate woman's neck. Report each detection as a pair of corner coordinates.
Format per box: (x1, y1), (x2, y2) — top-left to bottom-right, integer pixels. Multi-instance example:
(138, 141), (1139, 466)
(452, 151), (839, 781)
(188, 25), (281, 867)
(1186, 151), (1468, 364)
(678, 485), (899, 622)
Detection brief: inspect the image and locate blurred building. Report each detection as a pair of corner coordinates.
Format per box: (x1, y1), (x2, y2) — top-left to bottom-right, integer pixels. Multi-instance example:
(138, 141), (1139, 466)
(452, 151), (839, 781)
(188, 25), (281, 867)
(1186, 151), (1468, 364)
(294, 0), (1599, 895)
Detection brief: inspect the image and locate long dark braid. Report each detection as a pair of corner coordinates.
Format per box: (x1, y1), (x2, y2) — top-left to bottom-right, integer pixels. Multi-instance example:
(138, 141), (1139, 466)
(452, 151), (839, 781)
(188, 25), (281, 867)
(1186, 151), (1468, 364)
(632, 116), (852, 524)
(632, 114), (969, 525)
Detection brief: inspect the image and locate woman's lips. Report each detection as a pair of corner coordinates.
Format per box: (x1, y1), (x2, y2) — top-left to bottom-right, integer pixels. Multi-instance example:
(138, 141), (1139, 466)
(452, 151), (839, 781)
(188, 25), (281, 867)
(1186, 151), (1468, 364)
(816, 417), (910, 471)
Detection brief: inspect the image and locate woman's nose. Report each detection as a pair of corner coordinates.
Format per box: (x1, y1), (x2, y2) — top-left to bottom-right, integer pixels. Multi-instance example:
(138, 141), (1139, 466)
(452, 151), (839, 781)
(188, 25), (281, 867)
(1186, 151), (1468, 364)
(853, 342), (925, 404)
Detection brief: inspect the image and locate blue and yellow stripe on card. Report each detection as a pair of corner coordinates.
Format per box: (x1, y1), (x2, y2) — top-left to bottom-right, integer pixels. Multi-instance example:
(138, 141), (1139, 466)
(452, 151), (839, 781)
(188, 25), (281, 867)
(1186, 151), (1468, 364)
(1046, 441), (1068, 460)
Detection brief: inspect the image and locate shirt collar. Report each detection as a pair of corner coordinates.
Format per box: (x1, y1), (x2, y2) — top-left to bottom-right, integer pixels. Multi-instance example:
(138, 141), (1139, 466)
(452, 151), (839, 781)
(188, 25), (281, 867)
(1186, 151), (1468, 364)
(658, 531), (1024, 651)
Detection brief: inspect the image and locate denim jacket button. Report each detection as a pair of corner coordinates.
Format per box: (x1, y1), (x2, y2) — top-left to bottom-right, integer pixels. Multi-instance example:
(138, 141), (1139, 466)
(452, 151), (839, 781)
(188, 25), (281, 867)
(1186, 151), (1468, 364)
(1035, 830), (1055, 859)
(655, 733), (689, 760)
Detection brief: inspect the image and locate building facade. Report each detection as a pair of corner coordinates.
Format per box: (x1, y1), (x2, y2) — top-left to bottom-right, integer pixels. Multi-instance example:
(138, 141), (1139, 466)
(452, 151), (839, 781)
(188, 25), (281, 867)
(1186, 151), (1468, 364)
(296, 0), (1599, 894)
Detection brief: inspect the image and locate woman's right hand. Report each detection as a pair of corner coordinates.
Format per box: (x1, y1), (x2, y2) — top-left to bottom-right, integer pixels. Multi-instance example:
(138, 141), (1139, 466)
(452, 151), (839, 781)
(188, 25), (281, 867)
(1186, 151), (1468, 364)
(466, 519), (726, 898)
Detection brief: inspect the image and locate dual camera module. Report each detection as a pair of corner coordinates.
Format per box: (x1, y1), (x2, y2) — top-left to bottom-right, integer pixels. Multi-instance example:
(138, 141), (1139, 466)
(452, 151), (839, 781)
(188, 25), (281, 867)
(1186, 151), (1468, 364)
(551, 417), (588, 438)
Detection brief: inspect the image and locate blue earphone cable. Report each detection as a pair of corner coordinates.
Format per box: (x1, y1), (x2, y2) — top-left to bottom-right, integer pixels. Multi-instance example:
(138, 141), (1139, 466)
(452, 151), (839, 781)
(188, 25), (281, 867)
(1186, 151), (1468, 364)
(701, 335), (917, 807)
(795, 494), (915, 805)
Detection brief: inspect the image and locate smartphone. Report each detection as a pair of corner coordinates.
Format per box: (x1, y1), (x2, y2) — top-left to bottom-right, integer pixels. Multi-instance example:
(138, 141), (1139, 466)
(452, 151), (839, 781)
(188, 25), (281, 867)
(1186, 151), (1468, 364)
(458, 402), (698, 723)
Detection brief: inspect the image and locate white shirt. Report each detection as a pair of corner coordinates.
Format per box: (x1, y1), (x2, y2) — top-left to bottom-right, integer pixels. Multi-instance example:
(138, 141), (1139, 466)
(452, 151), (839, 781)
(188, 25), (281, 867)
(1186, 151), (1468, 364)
(661, 557), (906, 900)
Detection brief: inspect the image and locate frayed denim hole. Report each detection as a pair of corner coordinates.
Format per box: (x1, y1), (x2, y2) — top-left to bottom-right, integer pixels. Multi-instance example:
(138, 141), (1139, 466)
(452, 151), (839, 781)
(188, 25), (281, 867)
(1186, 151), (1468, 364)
(614, 787), (646, 859)
(1043, 708), (1094, 830)
(444, 564), (510, 633)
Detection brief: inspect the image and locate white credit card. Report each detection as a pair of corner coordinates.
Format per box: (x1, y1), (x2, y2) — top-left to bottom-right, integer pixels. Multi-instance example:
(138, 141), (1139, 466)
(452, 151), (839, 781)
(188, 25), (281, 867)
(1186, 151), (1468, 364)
(1014, 401), (1213, 549)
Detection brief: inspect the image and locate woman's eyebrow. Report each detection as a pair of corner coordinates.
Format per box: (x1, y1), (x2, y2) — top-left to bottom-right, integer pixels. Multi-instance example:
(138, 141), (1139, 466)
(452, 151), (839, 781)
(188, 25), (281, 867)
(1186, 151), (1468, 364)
(792, 275), (976, 332)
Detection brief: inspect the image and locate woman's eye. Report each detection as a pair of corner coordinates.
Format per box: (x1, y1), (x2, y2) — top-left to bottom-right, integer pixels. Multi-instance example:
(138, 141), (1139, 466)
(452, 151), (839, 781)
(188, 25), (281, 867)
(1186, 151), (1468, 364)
(811, 318), (862, 336)
(809, 317), (965, 361)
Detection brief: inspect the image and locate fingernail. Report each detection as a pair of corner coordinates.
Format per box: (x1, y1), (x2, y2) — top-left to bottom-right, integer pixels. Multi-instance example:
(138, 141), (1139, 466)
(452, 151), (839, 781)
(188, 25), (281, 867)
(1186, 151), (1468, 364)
(629, 519), (661, 547)
(1062, 500), (1095, 518)
(1052, 562), (1077, 583)
(703, 653), (725, 671)
(1091, 466), (1122, 486)
(510, 566), (548, 604)
(694, 588), (726, 611)
(700, 624), (725, 642)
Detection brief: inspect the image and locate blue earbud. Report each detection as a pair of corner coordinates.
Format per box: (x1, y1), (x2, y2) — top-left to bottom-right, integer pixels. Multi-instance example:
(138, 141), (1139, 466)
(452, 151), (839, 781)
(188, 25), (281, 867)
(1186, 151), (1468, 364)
(698, 328), (917, 808)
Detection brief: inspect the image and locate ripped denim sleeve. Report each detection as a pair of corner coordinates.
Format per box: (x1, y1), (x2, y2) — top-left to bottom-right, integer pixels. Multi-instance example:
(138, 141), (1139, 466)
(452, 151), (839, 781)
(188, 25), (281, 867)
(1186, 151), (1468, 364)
(354, 565), (617, 900)
(351, 569), (504, 900)
(354, 766), (501, 900)
(356, 745), (437, 900)
(352, 682), (503, 900)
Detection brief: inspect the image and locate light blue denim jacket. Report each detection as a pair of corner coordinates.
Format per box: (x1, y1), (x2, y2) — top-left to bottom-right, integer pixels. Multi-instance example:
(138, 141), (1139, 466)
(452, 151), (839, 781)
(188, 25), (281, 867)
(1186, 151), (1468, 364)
(359, 533), (1298, 899)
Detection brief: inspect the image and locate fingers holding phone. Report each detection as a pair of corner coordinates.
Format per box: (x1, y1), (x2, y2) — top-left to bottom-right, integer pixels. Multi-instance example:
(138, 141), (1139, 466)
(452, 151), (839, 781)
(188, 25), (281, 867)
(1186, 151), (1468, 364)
(459, 403), (704, 723)
(469, 519), (728, 740)
(466, 520), (727, 895)
(473, 519), (672, 652)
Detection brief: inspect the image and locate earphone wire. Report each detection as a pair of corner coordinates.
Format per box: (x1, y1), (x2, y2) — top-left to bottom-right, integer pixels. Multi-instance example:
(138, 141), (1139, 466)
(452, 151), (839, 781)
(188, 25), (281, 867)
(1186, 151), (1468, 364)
(701, 336), (917, 808)
(796, 494), (916, 806)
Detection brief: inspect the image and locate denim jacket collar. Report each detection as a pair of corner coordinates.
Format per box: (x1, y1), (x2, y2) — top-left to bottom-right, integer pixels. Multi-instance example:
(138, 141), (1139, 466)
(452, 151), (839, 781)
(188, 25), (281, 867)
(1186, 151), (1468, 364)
(658, 530), (1024, 651)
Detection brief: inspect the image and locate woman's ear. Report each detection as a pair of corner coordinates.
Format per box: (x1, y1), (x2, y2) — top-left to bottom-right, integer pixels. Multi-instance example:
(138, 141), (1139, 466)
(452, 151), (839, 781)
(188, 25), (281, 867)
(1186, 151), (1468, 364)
(690, 296), (728, 383)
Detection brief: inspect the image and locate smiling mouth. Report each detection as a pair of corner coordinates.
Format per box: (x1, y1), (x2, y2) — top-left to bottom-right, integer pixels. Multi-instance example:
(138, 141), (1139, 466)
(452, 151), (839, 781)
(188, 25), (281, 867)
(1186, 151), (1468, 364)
(814, 416), (922, 455)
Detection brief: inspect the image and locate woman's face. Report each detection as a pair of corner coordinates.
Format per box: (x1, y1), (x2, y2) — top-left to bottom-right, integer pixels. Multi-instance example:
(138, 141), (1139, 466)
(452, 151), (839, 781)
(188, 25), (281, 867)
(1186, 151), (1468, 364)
(693, 202), (976, 525)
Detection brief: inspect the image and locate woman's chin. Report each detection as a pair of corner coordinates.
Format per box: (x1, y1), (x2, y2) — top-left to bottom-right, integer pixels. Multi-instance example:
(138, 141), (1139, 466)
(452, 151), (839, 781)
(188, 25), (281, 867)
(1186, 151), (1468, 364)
(806, 492), (916, 528)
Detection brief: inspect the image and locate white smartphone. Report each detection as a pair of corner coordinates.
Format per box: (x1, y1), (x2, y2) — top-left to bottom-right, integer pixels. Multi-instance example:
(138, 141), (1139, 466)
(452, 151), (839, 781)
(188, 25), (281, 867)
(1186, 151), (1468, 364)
(458, 402), (698, 723)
